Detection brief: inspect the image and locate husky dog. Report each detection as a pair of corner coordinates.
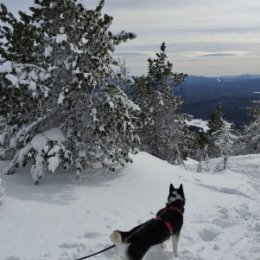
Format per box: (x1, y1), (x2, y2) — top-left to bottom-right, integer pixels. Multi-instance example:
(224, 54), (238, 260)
(110, 184), (185, 260)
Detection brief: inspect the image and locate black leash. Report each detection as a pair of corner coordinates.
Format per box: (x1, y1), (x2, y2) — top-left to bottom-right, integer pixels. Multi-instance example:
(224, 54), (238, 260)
(75, 218), (155, 259)
(75, 244), (115, 260)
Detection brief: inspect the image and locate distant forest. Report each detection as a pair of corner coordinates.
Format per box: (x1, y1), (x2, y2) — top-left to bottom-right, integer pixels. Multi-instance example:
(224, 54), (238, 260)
(177, 75), (260, 127)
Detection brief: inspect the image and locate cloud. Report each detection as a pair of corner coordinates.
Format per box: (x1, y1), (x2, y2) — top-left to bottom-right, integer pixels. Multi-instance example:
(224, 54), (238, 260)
(203, 53), (239, 57)
(114, 51), (155, 57)
(1, 0), (260, 76)
(200, 51), (249, 58)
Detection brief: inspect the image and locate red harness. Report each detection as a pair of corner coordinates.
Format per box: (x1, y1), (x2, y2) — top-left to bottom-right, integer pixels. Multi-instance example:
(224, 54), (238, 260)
(155, 207), (184, 234)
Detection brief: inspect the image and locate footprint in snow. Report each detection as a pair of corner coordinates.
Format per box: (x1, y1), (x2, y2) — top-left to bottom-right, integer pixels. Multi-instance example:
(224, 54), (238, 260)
(40, 252), (52, 258)
(255, 223), (260, 232)
(199, 228), (220, 241)
(5, 257), (21, 260)
(217, 206), (229, 217)
(83, 231), (101, 238)
(144, 245), (172, 260)
(179, 250), (203, 260)
(213, 218), (234, 228)
(60, 252), (69, 257)
(213, 244), (220, 250)
(197, 184), (250, 198)
(59, 242), (86, 250)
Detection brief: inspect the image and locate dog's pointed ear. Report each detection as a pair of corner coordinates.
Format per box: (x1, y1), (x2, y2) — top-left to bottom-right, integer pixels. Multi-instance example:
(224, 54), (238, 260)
(169, 183), (174, 193)
(179, 184), (184, 195)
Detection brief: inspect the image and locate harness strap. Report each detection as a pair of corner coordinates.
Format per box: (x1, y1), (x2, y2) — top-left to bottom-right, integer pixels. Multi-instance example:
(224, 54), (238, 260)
(171, 206), (184, 215)
(155, 206), (184, 234)
(155, 216), (173, 234)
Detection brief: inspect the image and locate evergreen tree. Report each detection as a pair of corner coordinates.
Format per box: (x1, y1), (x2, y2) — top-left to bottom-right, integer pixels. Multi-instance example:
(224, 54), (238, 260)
(207, 103), (225, 134)
(195, 130), (210, 172)
(0, 0), (142, 183)
(211, 120), (238, 170)
(206, 102), (239, 165)
(238, 105), (260, 154)
(207, 103), (225, 157)
(0, 4), (43, 129)
(131, 43), (192, 164)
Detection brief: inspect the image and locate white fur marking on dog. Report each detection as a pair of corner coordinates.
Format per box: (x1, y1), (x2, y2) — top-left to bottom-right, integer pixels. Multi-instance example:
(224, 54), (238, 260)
(110, 230), (122, 246)
(168, 191), (184, 203)
(172, 234), (179, 257)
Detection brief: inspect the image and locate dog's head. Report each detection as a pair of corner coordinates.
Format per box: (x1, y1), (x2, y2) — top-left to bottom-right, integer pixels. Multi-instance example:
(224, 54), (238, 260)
(167, 183), (185, 206)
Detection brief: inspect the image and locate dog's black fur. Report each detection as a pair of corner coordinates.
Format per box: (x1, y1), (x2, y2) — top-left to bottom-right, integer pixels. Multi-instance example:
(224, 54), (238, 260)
(110, 183), (185, 260)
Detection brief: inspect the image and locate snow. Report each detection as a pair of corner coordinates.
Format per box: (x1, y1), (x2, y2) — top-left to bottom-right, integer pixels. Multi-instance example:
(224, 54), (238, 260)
(0, 131), (7, 145)
(31, 3), (43, 9)
(29, 128), (66, 176)
(117, 94), (141, 112)
(56, 33), (68, 44)
(45, 45), (53, 57)
(31, 134), (48, 152)
(29, 80), (37, 92)
(186, 118), (209, 131)
(58, 92), (65, 104)
(0, 152), (260, 260)
(47, 155), (60, 173)
(0, 61), (12, 73)
(28, 70), (38, 81)
(91, 108), (98, 122)
(42, 128), (66, 142)
(5, 73), (19, 86)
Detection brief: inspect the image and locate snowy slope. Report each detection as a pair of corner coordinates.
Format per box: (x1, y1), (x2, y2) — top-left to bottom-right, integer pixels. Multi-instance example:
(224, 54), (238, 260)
(0, 152), (260, 260)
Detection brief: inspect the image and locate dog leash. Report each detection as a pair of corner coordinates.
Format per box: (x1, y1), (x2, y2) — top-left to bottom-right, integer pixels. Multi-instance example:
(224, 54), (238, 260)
(75, 244), (115, 260)
(74, 219), (154, 259)
(74, 219), (152, 260)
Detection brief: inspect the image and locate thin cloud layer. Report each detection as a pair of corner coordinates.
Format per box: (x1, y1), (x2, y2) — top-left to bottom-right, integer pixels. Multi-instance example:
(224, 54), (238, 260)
(1, 0), (260, 76)
(114, 51), (155, 57)
(87, 0), (260, 76)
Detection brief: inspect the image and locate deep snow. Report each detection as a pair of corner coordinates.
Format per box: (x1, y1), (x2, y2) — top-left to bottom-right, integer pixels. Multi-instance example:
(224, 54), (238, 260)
(0, 152), (260, 260)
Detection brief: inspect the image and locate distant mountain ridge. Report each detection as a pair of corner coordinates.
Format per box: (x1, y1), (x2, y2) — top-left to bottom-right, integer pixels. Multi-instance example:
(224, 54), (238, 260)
(177, 75), (260, 127)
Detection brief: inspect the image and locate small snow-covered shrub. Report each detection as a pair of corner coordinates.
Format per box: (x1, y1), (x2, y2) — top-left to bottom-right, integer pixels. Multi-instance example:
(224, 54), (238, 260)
(5, 128), (72, 184)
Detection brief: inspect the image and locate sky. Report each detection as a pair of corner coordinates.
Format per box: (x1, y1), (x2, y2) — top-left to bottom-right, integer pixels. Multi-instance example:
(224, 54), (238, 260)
(1, 0), (260, 76)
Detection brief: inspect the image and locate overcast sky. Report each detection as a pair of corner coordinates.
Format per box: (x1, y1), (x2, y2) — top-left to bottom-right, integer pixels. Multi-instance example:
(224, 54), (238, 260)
(1, 0), (260, 76)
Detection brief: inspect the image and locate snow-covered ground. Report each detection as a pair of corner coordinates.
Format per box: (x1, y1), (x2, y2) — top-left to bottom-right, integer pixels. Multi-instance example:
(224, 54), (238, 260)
(0, 152), (260, 260)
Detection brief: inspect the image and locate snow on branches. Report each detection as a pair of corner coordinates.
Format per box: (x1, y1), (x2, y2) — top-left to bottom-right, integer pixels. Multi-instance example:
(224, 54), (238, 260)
(0, 0), (141, 184)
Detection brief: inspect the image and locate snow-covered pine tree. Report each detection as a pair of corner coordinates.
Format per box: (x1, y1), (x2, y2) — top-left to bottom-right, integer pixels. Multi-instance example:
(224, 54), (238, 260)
(207, 103), (225, 135)
(238, 105), (260, 154)
(211, 120), (238, 170)
(195, 130), (210, 172)
(0, 4), (47, 161)
(131, 43), (192, 164)
(206, 103), (239, 170)
(0, 0), (141, 184)
(207, 102), (225, 157)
